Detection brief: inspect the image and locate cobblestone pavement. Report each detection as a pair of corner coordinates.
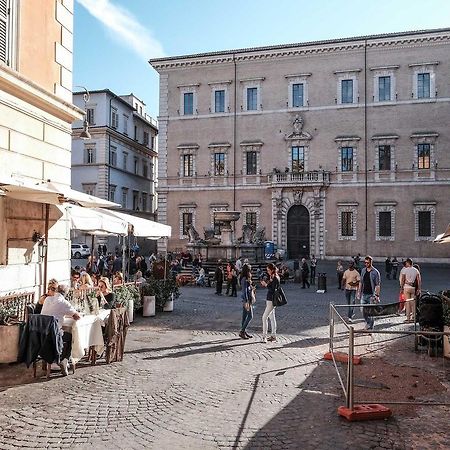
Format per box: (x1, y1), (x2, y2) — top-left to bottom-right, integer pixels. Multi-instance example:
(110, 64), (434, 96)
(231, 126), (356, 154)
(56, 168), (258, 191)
(0, 262), (449, 449)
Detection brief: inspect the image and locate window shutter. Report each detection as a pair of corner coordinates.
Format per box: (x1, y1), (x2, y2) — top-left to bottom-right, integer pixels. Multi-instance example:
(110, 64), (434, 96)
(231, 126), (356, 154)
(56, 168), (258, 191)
(0, 0), (9, 64)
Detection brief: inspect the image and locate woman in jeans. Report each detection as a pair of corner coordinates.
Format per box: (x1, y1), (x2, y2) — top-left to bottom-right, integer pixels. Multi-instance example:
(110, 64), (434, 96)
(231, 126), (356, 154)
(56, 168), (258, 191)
(260, 263), (279, 343)
(239, 264), (254, 339)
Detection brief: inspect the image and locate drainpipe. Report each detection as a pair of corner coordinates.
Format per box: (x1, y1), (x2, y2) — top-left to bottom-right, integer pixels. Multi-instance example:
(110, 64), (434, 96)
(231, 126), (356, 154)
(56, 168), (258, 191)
(233, 54), (237, 211)
(364, 39), (368, 255)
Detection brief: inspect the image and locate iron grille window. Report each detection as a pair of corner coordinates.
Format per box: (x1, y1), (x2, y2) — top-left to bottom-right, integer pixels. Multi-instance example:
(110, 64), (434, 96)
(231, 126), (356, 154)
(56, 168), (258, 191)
(378, 145), (391, 171)
(417, 143), (430, 169)
(418, 211), (431, 237)
(341, 211), (353, 237)
(379, 211), (392, 237)
(292, 83), (304, 107)
(341, 79), (353, 103)
(247, 87), (258, 111)
(246, 151), (257, 175)
(183, 154), (194, 177)
(214, 153), (225, 176)
(291, 146), (305, 172)
(417, 73), (430, 99)
(184, 92), (194, 115)
(215, 90), (225, 113)
(378, 76), (391, 101)
(246, 212), (257, 232)
(182, 213), (193, 235)
(341, 147), (353, 172)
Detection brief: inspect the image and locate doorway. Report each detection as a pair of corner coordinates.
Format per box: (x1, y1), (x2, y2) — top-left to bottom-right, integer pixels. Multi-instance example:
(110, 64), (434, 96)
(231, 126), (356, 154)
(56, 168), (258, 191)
(287, 205), (310, 259)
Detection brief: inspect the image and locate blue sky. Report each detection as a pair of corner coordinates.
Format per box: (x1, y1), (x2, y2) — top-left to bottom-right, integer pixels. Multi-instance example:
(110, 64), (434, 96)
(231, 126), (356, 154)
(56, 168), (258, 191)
(74, 0), (450, 119)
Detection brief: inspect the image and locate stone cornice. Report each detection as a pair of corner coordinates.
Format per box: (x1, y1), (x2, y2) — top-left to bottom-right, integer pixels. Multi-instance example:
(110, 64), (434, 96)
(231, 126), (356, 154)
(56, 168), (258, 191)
(149, 29), (450, 71)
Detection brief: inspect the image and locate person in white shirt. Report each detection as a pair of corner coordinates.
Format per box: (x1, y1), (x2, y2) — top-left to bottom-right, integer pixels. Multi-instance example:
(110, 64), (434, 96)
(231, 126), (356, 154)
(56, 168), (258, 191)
(399, 258), (421, 323)
(41, 283), (80, 375)
(342, 261), (361, 322)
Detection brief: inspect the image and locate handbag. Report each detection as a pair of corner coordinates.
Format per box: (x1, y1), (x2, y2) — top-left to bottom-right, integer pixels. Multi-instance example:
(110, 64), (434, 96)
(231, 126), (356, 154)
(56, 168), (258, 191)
(249, 286), (256, 305)
(272, 286), (287, 307)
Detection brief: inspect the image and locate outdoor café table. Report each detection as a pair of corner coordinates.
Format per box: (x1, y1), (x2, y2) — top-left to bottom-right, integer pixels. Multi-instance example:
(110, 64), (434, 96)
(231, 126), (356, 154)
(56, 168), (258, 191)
(62, 309), (110, 365)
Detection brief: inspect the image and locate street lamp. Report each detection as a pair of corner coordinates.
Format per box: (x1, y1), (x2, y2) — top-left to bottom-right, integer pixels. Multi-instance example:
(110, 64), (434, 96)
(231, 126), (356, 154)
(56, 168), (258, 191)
(75, 86), (91, 140)
(38, 238), (48, 260)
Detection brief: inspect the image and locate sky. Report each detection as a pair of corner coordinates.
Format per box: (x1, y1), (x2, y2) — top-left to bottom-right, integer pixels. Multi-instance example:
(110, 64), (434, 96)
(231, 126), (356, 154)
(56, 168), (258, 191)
(73, 0), (450, 119)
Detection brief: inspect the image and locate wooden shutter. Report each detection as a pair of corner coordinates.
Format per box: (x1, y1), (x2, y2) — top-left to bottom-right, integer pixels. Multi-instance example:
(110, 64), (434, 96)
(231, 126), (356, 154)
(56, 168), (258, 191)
(0, 0), (8, 64)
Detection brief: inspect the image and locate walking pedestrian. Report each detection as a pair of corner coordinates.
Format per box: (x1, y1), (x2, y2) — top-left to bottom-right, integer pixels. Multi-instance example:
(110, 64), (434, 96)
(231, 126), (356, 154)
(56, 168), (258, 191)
(225, 262), (233, 295)
(239, 264), (254, 339)
(399, 258), (421, 323)
(230, 264), (238, 297)
(260, 263), (279, 343)
(310, 255), (317, 285)
(215, 262), (224, 295)
(336, 260), (344, 289)
(385, 257), (392, 280)
(342, 261), (360, 322)
(391, 257), (399, 280)
(357, 256), (381, 331)
(300, 258), (310, 288)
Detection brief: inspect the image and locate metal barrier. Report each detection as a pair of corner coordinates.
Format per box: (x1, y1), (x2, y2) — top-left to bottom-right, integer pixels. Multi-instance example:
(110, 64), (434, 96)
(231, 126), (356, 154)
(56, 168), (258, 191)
(328, 302), (450, 413)
(0, 291), (35, 322)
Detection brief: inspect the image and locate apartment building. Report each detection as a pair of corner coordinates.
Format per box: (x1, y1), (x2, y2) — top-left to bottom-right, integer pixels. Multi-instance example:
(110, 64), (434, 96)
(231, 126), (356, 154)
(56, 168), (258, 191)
(150, 28), (450, 261)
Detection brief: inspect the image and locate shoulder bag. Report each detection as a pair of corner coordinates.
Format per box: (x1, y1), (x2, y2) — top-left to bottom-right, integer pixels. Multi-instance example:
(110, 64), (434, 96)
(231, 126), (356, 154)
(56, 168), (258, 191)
(272, 285), (287, 307)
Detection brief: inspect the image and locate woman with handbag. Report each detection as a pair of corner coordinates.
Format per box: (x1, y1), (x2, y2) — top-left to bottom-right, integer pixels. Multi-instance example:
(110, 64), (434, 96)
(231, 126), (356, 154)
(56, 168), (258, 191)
(260, 263), (279, 343)
(239, 264), (255, 339)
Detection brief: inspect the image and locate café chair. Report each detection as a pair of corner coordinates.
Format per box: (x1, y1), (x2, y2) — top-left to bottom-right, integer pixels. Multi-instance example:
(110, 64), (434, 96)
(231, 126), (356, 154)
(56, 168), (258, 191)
(18, 314), (63, 378)
(104, 307), (130, 364)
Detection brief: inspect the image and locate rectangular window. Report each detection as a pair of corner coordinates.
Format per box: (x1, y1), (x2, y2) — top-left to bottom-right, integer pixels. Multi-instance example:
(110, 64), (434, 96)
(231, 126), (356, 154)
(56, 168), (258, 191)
(134, 158), (139, 175)
(341, 147), (353, 172)
(214, 153), (225, 176)
(215, 90), (225, 113)
(247, 87), (258, 111)
(417, 73), (430, 99)
(143, 131), (149, 146)
(341, 211), (353, 237)
(134, 125), (138, 140)
(84, 146), (96, 164)
(109, 185), (116, 202)
(109, 147), (117, 167)
(378, 76), (391, 101)
(0, 2), (9, 64)
(418, 211), (431, 237)
(246, 212), (257, 232)
(292, 83), (304, 107)
(378, 145), (391, 171)
(291, 146), (305, 172)
(123, 114), (128, 135)
(111, 108), (119, 128)
(182, 212), (192, 235)
(143, 163), (148, 178)
(133, 191), (139, 211)
(142, 193), (148, 212)
(184, 92), (194, 115)
(341, 79), (353, 104)
(123, 152), (128, 170)
(379, 211), (392, 237)
(418, 143), (430, 169)
(121, 189), (128, 209)
(86, 108), (95, 125)
(183, 154), (193, 177)
(82, 184), (95, 196)
(246, 151), (257, 175)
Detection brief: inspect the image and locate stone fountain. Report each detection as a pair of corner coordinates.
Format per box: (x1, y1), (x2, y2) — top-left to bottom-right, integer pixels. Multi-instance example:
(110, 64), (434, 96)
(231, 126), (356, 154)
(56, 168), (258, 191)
(186, 211), (265, 263)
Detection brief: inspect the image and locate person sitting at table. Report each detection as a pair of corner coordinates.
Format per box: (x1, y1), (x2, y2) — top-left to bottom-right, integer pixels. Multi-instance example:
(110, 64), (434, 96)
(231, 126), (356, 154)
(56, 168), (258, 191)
(79, 272), (94, 289)
(36, 278), (59, 313)
(41, 282), (80, 376)
(113, 271), (124, 286)
(134, 270), (146, 284)
(97, 277), (115, 309)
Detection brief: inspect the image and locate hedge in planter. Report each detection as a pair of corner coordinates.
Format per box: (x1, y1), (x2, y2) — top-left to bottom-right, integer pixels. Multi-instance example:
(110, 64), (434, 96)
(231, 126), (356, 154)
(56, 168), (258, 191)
(144, 278), (180, 311)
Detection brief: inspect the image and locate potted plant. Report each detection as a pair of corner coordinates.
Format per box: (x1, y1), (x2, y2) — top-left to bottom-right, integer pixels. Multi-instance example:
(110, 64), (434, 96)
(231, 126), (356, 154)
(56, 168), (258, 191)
(141, 281), (157, 317)
(441, 291), (450, 358)
(0, 303), (21, 364)
(145, 278), (180, 312)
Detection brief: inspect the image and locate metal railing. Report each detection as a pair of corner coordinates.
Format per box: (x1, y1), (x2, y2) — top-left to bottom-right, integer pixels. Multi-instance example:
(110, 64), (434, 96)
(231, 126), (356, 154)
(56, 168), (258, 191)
(0, 291), (35, 322)
(270, 170), (331, 185)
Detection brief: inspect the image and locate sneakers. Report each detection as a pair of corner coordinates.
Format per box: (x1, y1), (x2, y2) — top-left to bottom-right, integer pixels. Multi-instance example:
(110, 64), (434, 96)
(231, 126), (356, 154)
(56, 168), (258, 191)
(239, 331), (249, 340)
(59, 358), (69, 376)
(245, 332), (253, 339)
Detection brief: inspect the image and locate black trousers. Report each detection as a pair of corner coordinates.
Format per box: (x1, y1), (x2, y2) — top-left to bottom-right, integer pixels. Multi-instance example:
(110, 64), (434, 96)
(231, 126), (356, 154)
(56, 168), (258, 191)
(61, 331), (72, 361)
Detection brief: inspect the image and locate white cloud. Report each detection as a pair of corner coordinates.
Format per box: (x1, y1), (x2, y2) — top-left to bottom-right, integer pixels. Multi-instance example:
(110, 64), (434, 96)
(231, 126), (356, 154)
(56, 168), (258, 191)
(76, 0), (165, 60)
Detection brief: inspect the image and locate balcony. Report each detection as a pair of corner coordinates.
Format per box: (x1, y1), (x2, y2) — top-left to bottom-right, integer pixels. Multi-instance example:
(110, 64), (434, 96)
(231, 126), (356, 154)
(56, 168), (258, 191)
(269, 170), (331, 187)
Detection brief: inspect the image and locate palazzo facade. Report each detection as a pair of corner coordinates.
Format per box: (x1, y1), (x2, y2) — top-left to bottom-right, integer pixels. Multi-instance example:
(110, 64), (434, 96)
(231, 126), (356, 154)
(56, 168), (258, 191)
(150, 28), (450, 261)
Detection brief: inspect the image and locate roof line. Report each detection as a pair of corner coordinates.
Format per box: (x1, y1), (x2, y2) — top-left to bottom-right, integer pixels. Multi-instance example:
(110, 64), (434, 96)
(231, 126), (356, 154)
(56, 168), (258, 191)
(149, 27), (450, 64)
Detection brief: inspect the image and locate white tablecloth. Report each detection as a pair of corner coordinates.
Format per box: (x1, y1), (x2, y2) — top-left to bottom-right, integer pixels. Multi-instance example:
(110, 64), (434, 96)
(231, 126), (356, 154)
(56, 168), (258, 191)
(63, 309), (110, 363)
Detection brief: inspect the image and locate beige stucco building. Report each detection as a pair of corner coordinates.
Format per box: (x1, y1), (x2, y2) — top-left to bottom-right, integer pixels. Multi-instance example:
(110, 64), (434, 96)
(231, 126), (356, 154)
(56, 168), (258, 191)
(0, 0), (83, 295)
(150, 28), (450, 262)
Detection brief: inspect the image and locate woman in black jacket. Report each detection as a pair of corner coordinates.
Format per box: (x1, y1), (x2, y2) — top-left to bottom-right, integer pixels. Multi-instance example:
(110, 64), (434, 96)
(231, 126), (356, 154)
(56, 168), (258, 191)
(260, 263), (279, 343)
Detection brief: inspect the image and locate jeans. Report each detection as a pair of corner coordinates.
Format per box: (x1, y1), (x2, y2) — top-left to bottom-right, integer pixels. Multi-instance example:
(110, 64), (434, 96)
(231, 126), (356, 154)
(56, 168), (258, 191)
(345, 289), (356, 318)
(241, 304), (253, 332)
(361, 293), (375, 329)
(262, 300), (277, 337)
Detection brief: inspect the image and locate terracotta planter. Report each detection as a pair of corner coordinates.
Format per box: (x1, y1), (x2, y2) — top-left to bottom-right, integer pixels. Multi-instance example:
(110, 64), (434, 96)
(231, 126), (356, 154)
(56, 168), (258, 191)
(143, 296), (156, 317)
(0, 325), (20, 363)
(444, 326), (450, 359)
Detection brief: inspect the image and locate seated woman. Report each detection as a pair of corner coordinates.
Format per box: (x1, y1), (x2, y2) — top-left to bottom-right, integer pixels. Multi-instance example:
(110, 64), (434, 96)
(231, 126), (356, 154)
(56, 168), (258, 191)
(134, 270), (146, 284)
(97, 277), (115, 309)
(36, 278), (59, 314)
(79, 272), (94, 289)
(113, 271), (124, 287)
(196, 267), (206, 286)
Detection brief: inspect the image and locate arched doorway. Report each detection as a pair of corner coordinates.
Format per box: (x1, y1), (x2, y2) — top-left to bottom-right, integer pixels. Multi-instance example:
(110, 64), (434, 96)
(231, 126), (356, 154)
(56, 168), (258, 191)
(287, 205), (310, 259)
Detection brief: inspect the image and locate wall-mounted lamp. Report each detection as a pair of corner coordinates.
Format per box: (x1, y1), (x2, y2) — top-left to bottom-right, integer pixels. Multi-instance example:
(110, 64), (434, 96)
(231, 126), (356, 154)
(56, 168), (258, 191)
(75, 86), (91, 140)
(38, 238), (48, 260)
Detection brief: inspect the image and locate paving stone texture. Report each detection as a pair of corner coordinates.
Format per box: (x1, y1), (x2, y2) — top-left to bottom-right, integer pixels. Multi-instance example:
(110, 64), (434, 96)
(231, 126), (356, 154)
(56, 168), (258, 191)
(0, 261), (449, 449)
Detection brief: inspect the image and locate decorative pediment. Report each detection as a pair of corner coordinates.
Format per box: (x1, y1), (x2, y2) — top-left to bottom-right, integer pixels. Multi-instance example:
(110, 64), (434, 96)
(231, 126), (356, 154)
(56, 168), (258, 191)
(285, 114), (312, 141)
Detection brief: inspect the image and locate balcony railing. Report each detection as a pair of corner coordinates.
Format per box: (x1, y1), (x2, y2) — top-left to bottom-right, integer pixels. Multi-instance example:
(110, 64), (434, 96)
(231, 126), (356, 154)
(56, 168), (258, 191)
(0, 291), (35, 322)
(270, 170), (331, 185)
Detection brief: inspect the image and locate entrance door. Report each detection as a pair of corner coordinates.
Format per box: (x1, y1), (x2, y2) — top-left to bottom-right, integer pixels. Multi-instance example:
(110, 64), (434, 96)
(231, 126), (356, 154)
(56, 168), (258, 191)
(287, 205), (310, 259)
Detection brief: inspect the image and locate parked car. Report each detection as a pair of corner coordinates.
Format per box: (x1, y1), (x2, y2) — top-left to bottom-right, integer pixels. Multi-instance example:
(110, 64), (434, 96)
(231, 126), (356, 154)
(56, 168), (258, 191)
(71, 243), (91, 259)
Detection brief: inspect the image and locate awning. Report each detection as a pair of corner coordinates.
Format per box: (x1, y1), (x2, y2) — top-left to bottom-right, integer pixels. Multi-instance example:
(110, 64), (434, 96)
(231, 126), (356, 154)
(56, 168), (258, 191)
(96, 209), (172, 238)
(65, 204), (128, 236)
(434, 224), (450, 243)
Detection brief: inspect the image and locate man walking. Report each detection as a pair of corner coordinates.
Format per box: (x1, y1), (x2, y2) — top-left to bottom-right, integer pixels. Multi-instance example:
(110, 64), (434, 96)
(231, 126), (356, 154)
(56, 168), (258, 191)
(310, 255), (317, 285)
(215, 262), (224, 295)
(385, 257), (392, 280)
(399, 258), (421, 322)
(357, 256), (381, 330)
(300, 258), (310, 289)
(342, 261), (360, 322)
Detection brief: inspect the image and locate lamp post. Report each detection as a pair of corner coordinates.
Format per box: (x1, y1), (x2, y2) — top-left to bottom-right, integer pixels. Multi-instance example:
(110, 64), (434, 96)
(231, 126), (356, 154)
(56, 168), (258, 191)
(75, 86), (91, 140)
